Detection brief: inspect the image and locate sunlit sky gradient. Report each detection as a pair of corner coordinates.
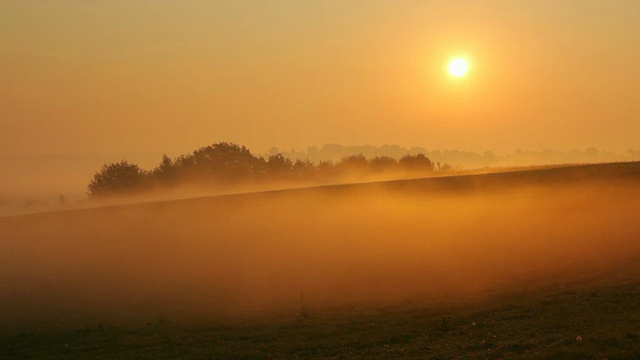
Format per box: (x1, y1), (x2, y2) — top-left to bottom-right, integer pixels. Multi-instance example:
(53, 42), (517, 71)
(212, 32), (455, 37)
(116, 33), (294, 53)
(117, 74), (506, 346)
(1, 0), (639, 158)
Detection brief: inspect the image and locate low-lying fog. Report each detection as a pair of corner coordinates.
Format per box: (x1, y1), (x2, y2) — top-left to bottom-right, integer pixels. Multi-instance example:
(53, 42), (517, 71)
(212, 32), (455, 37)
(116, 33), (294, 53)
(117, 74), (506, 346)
(1, 173), (639, 329)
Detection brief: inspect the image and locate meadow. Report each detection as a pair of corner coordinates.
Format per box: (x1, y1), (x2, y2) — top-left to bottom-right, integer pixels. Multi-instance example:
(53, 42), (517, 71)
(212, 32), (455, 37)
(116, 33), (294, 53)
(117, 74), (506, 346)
(1, 162), (639, 359)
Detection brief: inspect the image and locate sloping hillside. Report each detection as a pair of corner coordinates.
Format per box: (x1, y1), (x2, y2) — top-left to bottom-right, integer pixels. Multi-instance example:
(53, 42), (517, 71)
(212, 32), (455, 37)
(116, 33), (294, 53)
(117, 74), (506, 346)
(1, 161), (639, 358)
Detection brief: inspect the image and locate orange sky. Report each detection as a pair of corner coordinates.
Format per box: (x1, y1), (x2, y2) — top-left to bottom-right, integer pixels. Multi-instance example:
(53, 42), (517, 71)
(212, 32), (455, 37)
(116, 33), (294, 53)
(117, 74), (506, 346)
(1, 0), (639, 158)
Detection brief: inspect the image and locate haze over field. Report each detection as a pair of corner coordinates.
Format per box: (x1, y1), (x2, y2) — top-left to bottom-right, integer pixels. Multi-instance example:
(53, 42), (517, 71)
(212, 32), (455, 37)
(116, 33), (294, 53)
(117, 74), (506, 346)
(2, 1), (640, 205)
(1, 164), (639, 327)
(2, 145), (640, 215)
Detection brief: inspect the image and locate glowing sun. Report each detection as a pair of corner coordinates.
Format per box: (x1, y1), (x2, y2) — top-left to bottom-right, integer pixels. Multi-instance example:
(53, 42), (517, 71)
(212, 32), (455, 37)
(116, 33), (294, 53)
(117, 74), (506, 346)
(448, 58), (469, 77)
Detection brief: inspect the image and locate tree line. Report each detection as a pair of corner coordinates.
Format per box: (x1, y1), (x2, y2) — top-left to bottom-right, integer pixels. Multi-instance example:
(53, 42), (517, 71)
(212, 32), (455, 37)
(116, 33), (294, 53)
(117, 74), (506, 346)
(276, 144), (640, 170)
(87, 142), (441, 198)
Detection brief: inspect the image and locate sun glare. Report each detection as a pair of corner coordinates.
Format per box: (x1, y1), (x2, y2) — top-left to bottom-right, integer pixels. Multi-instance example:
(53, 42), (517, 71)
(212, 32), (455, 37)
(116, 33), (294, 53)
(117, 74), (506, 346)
(448, 58), (469, 77)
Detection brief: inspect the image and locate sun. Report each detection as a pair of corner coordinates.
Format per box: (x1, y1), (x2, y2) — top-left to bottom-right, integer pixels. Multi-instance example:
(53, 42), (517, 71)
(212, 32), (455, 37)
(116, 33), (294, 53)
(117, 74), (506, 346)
(448, 58), (469, 77)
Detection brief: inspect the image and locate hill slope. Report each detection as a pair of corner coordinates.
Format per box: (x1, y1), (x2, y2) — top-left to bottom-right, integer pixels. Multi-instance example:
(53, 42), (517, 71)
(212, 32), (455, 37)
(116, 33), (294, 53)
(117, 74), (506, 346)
(1, 161), (639, 358)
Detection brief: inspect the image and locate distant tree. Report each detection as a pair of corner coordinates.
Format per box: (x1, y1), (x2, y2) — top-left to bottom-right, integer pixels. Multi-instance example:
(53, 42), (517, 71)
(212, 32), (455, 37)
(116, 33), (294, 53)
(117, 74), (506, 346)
(174, 154), (196, 169)
(87, 142), (447, 199)
(292, 159), (315, 179)
(87, 160), (147, 198)
(191, 142), (262, 182)
(438, 163), (452, 172)
(151, 154), (178, 185)
(369, 156), (398, 173)
(266, 153), (293, 179)
(399, 153), (434, 173)
(483, 151), (496, 159)
(337, 154), (368, 173)
(316, 160), (333, 170)
(310, 160), (335, 182)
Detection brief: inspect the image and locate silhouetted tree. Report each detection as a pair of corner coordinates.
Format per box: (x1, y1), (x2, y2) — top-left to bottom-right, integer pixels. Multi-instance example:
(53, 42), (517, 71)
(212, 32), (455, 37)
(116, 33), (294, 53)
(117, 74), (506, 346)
(87, 142), (448, 199)
(151, 154), (178, 185)
(314, 160), (335, 180)
(337, 154), (368, 173)
(316, 160), (333, 170)
(399, 153), (434, 173)
(369, 156), (398, 173)
(191, 142), (261, 182)
(438, 163), (452, 171)
(292, 159), (315, 179)
(87, 160), (147, 198)
(266, 153), (293, 179)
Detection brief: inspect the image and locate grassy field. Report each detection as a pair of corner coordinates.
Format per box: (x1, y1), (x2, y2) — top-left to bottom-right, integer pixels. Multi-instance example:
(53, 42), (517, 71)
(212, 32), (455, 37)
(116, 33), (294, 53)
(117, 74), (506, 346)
(1, 162), (640, 359)
(1, 277), (639, 359)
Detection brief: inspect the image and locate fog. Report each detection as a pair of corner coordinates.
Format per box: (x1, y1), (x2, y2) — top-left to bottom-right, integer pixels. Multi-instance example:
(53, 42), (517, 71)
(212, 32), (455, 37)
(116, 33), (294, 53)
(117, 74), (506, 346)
(1, 169), (639, 330)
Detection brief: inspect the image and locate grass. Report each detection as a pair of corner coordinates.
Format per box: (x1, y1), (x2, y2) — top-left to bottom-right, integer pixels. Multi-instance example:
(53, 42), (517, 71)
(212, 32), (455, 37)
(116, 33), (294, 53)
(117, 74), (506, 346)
(1, 279), (639, 359)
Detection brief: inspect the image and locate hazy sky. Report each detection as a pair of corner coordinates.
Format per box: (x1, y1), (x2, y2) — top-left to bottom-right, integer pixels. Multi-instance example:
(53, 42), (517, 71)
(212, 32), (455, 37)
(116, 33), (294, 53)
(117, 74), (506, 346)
(2, 0), (639, 157)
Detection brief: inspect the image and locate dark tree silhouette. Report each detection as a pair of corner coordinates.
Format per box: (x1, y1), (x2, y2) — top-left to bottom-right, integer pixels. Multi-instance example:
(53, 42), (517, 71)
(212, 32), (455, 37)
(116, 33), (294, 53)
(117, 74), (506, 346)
(151, 154), (178, 185)
(86, 142), (443, 199)
(192, 142), (262, 182)
(338, 154), (369, 173)
(173, 154), (197, 178)
(266, 153), (293, 179)
(399, 154), (434, 173)
(314, 160), (335, 180)
(87, 161), (147, 198)
(369, 156), (399, 172)
(292, 159), (315, 180)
